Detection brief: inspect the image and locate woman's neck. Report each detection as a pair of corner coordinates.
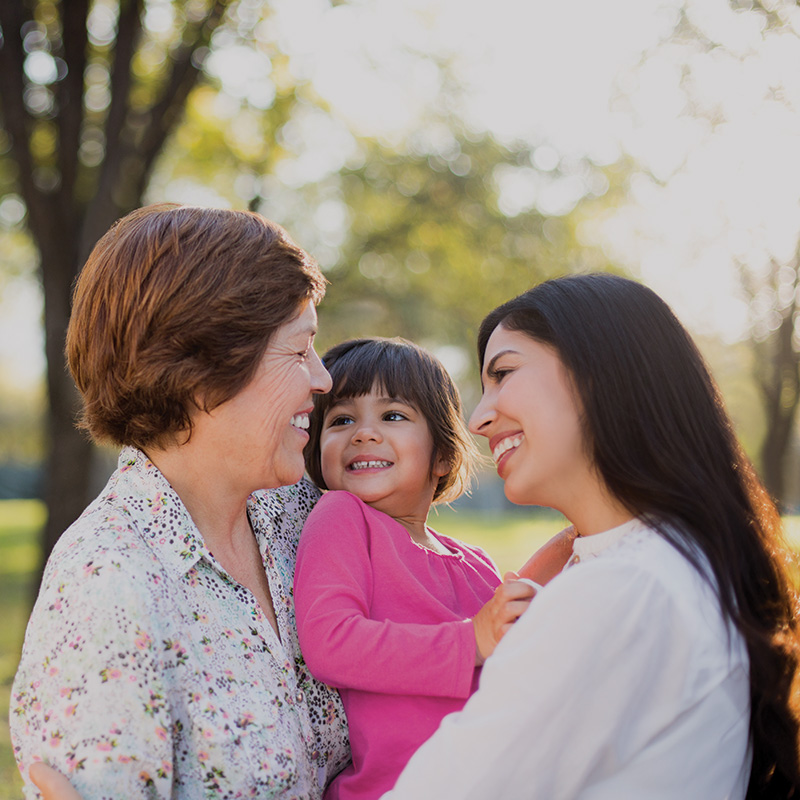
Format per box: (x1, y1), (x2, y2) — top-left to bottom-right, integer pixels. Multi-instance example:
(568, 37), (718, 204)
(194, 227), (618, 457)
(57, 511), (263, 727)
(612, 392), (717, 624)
(556, 474), (634, 537)
(144, 441), (252, 551)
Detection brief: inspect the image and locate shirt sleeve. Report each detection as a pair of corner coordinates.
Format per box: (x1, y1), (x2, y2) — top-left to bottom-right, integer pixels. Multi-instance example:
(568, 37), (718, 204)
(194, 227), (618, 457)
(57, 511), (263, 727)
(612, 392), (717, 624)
(294, 493), (477, 699)
(379, 559), (693, 800)
(10, 549), (175, 799)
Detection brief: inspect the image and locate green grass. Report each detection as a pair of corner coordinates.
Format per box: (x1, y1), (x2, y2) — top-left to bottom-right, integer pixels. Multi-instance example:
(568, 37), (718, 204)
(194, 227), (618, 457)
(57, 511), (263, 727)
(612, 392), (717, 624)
(1, 500), (798, 800)
(1, 500), (44, 800)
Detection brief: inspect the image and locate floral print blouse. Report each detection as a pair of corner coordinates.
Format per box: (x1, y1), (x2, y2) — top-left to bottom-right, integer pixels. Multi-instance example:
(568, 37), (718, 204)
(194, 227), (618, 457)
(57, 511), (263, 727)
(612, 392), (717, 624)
(10, 447), (350, 799)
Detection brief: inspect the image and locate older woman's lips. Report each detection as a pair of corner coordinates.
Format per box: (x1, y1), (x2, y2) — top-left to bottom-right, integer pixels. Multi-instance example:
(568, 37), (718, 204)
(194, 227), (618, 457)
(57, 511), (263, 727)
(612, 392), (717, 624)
(290, 413), (310, 430)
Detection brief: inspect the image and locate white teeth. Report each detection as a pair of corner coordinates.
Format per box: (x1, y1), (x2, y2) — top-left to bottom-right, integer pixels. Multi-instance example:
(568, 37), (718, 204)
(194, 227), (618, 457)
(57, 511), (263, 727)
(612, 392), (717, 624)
(492, 434), (524, 463)
(349, 460), (392, 470)
(291, 413), (310, 430)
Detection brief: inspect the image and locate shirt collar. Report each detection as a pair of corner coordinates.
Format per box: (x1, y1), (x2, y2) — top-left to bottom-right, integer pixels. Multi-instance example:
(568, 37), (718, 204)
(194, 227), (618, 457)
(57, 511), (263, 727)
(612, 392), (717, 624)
(113, 448), (289, 581)
(571, 517), (645, 562)
(112, 447), (214, 580)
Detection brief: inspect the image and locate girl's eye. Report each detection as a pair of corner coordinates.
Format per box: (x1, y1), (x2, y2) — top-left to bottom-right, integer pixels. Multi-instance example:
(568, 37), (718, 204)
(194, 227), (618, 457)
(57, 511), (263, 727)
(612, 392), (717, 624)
(383, 411), (407, 422)
(327, 415), (353, 427)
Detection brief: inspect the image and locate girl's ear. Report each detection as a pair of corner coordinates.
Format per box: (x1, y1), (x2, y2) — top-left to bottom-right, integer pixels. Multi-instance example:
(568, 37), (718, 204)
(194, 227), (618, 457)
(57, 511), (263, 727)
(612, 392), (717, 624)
(432, 454), (451, 478)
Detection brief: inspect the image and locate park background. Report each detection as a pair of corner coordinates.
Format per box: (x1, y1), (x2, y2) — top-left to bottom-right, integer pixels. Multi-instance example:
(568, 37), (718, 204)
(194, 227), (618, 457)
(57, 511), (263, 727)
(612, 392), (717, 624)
(2, 0), (800, 796)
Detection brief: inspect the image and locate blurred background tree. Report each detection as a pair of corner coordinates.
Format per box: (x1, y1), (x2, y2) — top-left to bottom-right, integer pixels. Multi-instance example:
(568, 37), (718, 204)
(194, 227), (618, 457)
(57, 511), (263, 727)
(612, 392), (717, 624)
(1, 0), (799, 589)
(0, 0), (611, 581)
(618, 0), (800, 507)
(0, 0), (244, 580)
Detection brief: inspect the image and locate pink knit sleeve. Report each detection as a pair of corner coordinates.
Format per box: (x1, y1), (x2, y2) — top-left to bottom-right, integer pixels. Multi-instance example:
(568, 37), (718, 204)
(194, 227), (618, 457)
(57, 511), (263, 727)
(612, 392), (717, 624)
(294, 492), (477, 699)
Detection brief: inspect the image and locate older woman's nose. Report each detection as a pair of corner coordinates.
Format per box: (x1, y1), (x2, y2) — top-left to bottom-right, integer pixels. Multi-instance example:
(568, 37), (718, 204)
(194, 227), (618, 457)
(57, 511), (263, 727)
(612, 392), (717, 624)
(310, 347), (332, 394)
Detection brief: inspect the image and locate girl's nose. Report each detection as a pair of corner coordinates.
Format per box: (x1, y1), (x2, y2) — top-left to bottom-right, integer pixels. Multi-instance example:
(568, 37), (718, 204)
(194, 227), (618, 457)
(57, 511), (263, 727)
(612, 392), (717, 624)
(352, 423), (381, 444)
(469, 393), (495, 437)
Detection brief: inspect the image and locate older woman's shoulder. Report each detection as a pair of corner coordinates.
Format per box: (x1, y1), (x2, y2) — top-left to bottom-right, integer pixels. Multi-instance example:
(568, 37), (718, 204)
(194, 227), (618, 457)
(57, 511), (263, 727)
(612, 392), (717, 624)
(38, 492), (174, 614)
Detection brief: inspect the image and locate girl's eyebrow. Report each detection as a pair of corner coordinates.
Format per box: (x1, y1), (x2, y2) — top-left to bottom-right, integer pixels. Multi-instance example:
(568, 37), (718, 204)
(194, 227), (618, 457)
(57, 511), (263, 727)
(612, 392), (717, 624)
(375, 395), (411, 406)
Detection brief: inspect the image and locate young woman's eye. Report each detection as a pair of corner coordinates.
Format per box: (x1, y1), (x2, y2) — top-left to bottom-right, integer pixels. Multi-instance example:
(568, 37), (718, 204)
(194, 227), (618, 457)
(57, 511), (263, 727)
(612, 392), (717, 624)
(488, 367), (512, 382)
(383, 411), (408, 422)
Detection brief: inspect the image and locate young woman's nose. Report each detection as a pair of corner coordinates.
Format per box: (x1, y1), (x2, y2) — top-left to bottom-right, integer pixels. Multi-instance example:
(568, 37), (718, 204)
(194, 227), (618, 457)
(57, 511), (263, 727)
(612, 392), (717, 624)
(468, 392), (495, 437)
(310, 347), (333, 395)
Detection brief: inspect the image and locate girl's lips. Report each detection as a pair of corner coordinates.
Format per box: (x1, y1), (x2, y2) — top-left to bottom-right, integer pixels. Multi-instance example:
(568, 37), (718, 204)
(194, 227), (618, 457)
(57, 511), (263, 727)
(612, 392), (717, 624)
(346, 459), (393, 472)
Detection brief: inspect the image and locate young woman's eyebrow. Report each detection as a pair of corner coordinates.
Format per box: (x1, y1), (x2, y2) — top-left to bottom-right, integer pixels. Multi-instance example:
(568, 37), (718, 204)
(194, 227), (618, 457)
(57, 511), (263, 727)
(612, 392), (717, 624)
(484, 349), (519, 377)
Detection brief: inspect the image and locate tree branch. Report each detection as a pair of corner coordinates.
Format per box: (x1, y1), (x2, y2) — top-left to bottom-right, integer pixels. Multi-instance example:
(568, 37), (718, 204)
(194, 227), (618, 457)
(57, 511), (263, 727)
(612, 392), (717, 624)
(134, 0), (230, 190)
(0, 0), (50, 242)
(78, 0), (144, 263)
(55, 0), (90, 215)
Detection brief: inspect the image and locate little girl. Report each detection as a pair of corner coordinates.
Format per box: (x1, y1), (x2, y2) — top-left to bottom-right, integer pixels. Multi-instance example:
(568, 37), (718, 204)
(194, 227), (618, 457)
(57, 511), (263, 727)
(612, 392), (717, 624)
(294, 338), (539, 800)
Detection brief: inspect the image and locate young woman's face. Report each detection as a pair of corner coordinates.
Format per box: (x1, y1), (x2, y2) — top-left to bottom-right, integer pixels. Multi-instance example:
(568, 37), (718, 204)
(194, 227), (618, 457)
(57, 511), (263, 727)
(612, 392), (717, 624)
(469, 324), (590, 510)
(319, 386), (448, 522)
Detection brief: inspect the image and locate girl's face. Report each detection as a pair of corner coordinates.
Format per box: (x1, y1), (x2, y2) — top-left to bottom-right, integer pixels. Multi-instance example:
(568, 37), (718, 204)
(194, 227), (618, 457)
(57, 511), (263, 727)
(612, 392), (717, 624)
(319, 386), (449, 523)
(469, 324), (591, 512)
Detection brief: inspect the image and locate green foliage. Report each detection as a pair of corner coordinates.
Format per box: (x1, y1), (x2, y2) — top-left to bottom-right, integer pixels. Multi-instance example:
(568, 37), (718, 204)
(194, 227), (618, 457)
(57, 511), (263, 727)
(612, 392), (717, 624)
(315, 134), (617, 352)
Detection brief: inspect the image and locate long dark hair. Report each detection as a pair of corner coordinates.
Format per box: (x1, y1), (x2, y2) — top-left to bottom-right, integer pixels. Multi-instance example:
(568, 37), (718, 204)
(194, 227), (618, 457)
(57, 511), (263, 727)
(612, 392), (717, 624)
(478, 273), (800, 797)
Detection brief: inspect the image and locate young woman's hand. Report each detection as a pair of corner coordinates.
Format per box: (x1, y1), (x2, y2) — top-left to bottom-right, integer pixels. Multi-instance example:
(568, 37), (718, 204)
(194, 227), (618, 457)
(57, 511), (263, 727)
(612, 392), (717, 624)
(29, 763), (84, 800)
(472, 573), (537, 665)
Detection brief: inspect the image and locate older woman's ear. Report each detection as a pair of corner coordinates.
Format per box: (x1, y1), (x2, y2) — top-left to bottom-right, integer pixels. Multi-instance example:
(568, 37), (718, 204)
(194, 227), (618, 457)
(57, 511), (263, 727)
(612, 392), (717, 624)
(29, 763), (84, 800)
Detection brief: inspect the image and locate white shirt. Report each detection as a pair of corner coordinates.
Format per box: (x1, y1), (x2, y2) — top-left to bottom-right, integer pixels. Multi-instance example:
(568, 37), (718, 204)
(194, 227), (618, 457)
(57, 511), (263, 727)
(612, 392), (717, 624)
(382, 518), (751, 800)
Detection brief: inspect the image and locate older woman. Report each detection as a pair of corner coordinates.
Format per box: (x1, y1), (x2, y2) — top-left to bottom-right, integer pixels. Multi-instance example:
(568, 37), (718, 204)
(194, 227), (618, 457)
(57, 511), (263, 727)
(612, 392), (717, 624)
(10, 205), (350, 798)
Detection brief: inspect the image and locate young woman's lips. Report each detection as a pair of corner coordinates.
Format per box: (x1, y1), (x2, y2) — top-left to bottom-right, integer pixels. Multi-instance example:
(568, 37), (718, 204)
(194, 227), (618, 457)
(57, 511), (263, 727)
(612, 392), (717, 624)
(490, 433), (525, 473)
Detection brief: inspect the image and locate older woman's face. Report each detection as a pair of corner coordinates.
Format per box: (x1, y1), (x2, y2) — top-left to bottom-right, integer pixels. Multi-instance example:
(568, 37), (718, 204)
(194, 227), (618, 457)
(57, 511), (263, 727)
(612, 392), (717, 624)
(198, 301), (332, 492)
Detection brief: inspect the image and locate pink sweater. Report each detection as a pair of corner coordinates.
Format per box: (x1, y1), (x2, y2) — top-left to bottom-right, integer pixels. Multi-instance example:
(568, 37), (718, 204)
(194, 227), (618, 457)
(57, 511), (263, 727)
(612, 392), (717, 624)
(294, 491), (501, 800)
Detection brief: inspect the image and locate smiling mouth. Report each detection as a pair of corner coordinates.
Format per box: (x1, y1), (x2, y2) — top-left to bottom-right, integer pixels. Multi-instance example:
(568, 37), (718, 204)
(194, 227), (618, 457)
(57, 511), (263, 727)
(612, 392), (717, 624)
(347, 460), (393, 471)
(492, 434), (524, 463)
(290, 413), (310, 430)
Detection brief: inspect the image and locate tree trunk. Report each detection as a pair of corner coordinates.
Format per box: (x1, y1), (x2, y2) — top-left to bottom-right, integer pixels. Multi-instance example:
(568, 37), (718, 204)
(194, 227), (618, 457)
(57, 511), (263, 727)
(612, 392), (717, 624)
(757, 301), (800, 510)
(30, 204), (94, 587)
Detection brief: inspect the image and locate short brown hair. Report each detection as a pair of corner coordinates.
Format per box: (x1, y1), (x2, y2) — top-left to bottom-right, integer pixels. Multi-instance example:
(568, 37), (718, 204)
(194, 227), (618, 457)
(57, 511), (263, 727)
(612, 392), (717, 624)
(67, 203), (326, 448)
(304, 337), (479, 504)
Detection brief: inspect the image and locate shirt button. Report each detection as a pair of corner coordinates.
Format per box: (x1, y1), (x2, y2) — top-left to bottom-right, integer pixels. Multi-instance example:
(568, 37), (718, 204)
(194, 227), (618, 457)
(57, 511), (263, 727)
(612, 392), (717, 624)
(295, 690), (305, 704)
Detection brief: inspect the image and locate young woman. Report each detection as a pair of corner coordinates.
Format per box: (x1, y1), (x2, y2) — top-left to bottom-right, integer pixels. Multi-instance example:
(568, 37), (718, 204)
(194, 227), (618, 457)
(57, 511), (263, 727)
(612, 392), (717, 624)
(384, 274), (800, 799)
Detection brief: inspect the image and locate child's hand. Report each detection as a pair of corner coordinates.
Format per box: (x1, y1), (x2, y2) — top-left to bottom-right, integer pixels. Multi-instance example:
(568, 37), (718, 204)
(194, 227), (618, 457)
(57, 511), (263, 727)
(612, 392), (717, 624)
(472, 572), (538, 665)
(517, 525), (577, 585)
(29, 763), (84, 800)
